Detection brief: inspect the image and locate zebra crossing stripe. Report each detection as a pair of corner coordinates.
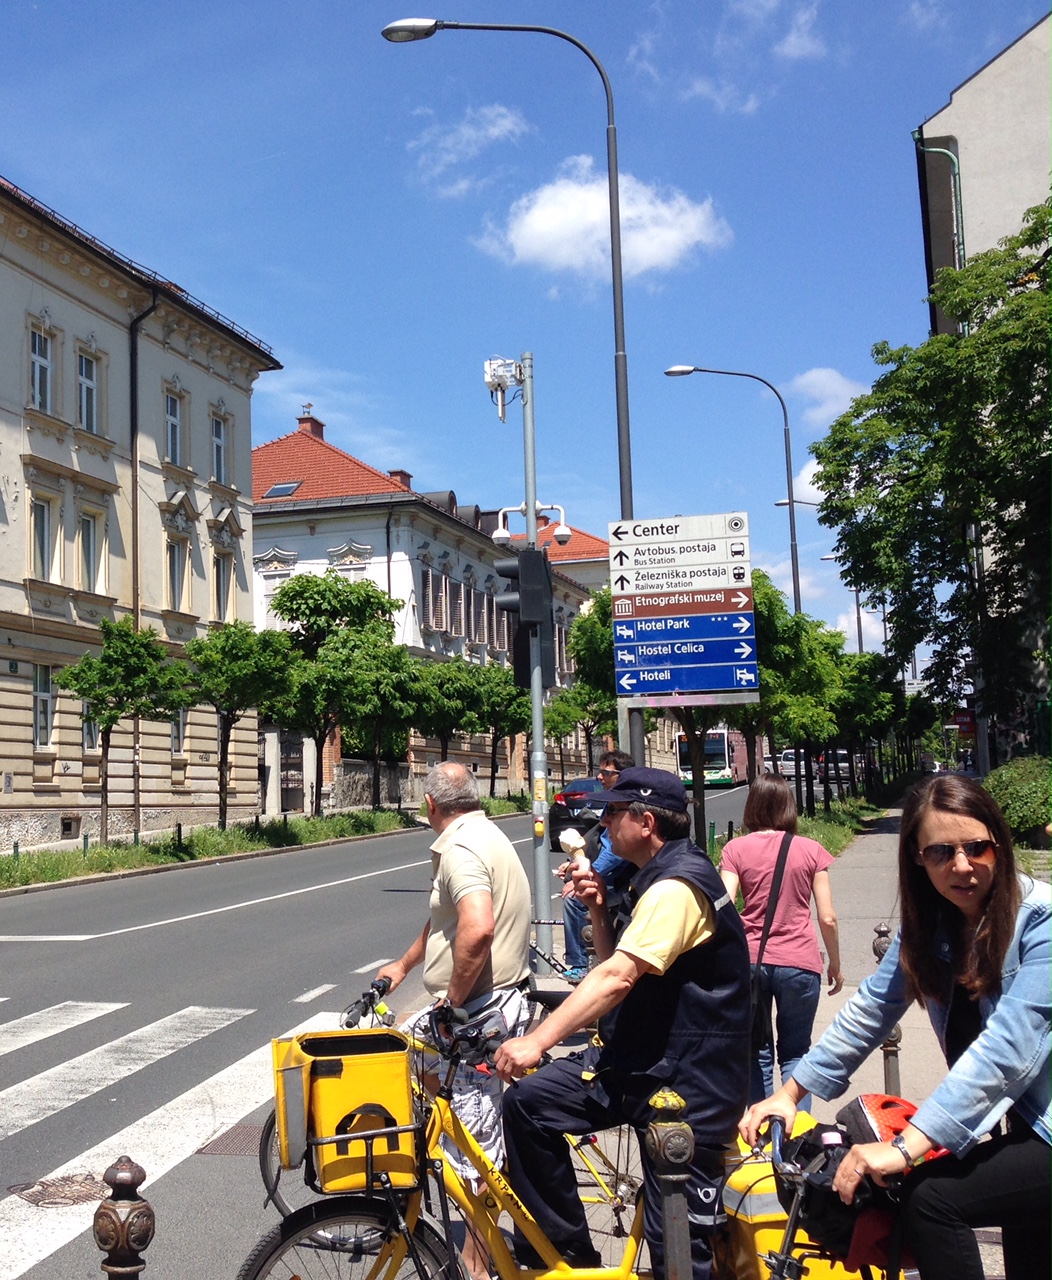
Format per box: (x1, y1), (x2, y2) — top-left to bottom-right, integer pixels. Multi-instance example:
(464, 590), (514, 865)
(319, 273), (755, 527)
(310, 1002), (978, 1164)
(0, 1001), (127, 1058)
(0, 1005), (251, 1141)
(0, 1010), (335, 1280)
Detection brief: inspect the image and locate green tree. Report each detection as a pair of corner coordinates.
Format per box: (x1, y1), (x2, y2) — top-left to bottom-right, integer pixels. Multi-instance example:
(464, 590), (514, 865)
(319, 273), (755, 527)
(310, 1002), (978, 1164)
(566, 588), (615, 693)
(271, 570), (401, 658)
(54, 618), (188, 843)
(414, 657), (484, 761)
(812, 198), (1050, 735)
(265, 651), (344, 817)
(475, 662), (531, 797)
(544, 680), (617, 781)
(184, 623), (295, 829)
(326, 625), (423, 808)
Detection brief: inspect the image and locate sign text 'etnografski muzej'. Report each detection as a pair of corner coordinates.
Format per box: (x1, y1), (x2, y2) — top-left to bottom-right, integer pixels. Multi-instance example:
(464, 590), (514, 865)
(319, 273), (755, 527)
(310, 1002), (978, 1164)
(608, 512), (759, 706)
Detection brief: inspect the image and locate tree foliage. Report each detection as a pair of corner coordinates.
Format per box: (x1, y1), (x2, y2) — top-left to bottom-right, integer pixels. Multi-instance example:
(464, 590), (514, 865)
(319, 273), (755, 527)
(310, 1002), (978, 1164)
(545, 680), (617, 777)
(54, 618), (188, 842)
(270, 569), (401, 658)
(812, 198), (1051, 728)
(184, 622), (295, 828)
(475, 662), (531, 797)
(414, 658), (483, 761)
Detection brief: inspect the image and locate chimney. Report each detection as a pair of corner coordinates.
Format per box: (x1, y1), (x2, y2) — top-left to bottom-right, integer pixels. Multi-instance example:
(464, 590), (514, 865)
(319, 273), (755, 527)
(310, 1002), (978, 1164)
(389, 469), (413, 489)
(536, 514), (551, 529)
(297, 403), (325, 439)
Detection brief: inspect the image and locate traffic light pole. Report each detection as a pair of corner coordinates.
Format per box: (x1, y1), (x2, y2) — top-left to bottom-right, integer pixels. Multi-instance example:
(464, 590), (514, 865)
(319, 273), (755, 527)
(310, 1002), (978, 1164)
(519, 353), (554, 975)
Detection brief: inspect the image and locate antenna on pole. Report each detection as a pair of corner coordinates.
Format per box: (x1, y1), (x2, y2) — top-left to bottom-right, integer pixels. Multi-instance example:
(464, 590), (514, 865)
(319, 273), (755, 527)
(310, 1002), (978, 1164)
(483, 357), (522, 424)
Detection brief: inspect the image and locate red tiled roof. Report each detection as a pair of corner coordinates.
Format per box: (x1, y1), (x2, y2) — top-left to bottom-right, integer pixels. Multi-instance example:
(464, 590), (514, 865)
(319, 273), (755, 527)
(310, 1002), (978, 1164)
(511, 523), (609, 562)
(252, 429), (411, 503)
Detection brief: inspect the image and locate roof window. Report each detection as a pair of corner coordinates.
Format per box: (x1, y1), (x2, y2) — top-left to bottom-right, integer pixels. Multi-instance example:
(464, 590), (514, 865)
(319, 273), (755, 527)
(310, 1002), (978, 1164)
(263, 481), (303, 499)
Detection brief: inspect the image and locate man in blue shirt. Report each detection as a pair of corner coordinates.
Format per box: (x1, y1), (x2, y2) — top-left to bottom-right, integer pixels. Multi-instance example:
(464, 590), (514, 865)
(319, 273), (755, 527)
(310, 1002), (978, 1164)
(560, 750), (635, 982)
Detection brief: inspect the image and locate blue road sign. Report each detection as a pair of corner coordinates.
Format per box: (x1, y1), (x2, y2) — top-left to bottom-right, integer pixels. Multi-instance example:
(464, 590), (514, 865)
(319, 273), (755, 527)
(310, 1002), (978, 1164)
(616, 662), (759, 696)
(614, 634), (757, 670)
(611, 612), (754, 644)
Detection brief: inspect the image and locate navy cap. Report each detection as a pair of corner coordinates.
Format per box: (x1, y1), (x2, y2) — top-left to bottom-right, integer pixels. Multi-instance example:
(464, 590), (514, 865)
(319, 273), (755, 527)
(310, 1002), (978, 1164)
(590, 766), (689, 813)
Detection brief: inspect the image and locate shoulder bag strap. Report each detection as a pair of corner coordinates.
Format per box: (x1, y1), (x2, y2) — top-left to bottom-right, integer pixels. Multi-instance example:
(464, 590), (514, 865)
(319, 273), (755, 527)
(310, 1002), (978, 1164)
(754, 830), (795, 968)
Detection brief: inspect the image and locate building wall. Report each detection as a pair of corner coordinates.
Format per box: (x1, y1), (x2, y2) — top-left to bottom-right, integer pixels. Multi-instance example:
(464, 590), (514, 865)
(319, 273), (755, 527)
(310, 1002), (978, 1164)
(0, 185), (274, 849)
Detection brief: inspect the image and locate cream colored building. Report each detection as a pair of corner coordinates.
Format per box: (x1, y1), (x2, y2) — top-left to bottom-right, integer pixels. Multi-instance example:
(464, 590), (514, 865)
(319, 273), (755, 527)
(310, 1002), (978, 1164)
(0, 177), (280, 848)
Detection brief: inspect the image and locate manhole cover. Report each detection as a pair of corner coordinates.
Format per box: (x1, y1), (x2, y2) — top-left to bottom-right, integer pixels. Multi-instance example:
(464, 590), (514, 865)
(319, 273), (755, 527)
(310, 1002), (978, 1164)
(197, 1122), (264, 1156)
(8, 1173), (110, 1207)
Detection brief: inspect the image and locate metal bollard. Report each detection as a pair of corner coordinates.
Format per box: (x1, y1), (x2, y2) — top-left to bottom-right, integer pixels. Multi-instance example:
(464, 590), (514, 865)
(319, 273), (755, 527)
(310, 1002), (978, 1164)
(708, 821), (716, 857)
(83, 832), (89, 856)
(645, 1088), (694, 1280)
(727, 820), (734, 844)
(175, 822), (183, 849)
(12, 840), (18, 860)
(92, 1155), (155, 1275)
(873, 923), (902, 1094)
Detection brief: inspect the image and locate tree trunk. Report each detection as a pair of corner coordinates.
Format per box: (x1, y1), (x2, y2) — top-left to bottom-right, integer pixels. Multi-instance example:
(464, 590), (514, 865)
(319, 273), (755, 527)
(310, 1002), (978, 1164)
(218, 714), (232, 830)
(583, 725), (595, 774)
(439, 733), (450, 762)
(822, 740), (832, 816)
(744, 727), (758, 784)
(488, 728), (499, 798)
(804, 739), (817, 817)
(372, 723), (383, 809)
(313, 729), (327, 816)
(99, 726), (112, 846)
(673, 708), (708, 851)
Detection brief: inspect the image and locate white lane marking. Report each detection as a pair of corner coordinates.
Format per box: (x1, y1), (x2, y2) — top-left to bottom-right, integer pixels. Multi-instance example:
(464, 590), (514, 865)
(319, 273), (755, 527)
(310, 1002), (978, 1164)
(511, 837), (534, 845)
(292, 983), (337, 1003)
(0, 1009), (336, 1280)
(0, 1005), (251, 1141)
(0, 1001), (127, 1057)
(352, 958), (393, 974)
(0, 857), (431, 943)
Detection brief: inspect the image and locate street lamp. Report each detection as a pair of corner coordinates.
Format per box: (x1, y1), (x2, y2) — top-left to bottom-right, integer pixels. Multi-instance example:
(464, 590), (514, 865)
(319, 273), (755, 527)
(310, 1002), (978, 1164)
(383, 16), (644, 761)
(666, 365), (801, 614)
(820, 553), (865, 655)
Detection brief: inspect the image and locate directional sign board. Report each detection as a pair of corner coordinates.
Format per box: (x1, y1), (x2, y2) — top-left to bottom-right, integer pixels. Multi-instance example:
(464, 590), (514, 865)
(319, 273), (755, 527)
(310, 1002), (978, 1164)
(608, 513), (759, 707)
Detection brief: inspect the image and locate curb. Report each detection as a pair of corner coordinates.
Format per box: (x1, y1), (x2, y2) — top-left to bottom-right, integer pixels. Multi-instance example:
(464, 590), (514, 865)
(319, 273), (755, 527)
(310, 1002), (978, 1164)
(0, 812), (527, 901)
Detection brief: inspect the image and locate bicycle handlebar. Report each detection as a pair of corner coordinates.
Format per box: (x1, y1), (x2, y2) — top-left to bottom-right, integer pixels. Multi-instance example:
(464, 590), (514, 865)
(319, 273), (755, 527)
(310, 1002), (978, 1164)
(340, 977), (394, 1029)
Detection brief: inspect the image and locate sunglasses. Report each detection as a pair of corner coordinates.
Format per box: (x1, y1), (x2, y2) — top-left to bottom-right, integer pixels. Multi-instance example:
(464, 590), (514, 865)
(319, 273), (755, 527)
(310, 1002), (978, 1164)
(919, 839), (997, 868)
(597, 768), (621, 779)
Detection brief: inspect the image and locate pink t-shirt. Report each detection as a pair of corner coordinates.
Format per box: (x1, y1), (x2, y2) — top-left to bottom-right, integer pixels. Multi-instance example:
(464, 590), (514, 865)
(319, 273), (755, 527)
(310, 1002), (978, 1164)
(721, 830), (834, 973)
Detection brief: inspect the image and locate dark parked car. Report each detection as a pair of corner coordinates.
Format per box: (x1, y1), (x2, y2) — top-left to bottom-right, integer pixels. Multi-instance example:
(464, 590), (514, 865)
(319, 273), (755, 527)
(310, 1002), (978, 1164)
(548, 777), (604, 851)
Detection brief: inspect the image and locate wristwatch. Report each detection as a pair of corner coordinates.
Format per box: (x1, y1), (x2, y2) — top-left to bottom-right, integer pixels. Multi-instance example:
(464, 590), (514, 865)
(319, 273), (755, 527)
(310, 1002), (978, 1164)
(891, 1133), (922, 1169)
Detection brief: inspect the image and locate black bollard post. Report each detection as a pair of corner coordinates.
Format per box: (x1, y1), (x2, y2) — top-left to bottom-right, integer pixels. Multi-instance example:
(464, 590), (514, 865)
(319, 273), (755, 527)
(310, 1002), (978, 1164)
(92, 1155), (155, 1275)
(645, 1088), (694, 1280)
(727, 820), (734, 844)
(873, 923), (902, 1094)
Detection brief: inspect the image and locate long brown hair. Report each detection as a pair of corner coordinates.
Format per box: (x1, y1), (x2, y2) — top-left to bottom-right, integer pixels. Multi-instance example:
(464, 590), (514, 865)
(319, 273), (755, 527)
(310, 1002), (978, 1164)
(898, 774), (1021, 1003)
(743, 773), (798, 835)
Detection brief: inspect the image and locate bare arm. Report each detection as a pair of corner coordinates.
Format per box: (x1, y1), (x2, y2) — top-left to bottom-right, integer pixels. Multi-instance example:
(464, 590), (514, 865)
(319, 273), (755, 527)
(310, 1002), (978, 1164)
(812, 870), (843, 994)
(720, 868), (740, 901)
(445, 890), (494, 1007)
(494, 950), (653, 1080)
(378, 921), (430, 993)
(571, 859), (616, 961)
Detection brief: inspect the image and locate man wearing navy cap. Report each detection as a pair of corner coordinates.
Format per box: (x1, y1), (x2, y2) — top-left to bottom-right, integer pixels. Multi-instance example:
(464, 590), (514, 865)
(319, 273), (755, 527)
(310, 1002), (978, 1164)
(495, 767), (751, 1280)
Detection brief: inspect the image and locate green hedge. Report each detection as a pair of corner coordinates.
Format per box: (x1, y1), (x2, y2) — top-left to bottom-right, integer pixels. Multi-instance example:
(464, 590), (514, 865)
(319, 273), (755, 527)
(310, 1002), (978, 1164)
(983, 756), (1051, 843)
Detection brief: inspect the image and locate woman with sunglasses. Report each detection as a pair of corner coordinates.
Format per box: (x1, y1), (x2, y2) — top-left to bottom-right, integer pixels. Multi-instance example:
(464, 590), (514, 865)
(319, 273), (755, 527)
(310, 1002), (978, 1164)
(740, 773), (1050, 1280)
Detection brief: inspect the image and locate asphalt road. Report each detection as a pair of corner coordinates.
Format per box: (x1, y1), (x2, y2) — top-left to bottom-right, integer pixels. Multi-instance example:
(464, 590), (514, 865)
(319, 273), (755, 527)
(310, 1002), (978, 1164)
(0, 787), (748, 1279)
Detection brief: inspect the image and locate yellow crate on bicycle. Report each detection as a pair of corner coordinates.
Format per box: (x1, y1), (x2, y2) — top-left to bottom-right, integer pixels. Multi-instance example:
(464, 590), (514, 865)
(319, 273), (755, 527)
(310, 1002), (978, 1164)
(271, 1027), (418, 1193)
(720, 1116), (844, 1280)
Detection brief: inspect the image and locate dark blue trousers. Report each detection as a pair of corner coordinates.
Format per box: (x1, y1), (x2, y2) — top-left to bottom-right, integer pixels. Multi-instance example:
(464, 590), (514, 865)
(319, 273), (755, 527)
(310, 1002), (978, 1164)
(502, 1047), (727, 1280)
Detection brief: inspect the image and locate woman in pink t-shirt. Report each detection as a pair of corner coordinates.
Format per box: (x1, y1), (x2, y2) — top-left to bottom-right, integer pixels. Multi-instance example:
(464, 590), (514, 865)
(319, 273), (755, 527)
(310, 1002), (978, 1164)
(720, 773), (843, 1106)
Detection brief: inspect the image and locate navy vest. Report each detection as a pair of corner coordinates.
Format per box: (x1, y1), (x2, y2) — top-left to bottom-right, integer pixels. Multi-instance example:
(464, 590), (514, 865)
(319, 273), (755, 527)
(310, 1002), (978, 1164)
(597, 838), (752, 1143)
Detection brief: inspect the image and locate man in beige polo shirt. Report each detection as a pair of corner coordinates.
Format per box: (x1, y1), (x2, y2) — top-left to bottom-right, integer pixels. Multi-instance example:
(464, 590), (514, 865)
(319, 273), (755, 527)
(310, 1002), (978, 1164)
(377, 761), (531, 1278)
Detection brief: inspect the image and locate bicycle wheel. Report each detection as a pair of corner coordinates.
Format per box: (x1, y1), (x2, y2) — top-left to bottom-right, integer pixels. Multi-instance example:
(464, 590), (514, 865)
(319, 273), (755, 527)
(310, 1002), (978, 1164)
(570, 1126), (645, 1268)
(258, 1108), (321, 1217)
(236, 1197), (462, 1280)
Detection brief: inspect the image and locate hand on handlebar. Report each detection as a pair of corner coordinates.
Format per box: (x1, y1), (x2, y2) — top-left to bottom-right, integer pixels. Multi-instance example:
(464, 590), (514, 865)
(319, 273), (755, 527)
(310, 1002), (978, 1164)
(739, 1091), (798, 1150)
(832, 1140), (908, 1203)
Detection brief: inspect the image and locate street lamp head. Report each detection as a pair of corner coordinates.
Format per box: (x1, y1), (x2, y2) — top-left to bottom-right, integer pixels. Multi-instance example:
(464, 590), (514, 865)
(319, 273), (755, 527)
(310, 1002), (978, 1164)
(381, 18), (441, 42)
(663, 365), (697, 377)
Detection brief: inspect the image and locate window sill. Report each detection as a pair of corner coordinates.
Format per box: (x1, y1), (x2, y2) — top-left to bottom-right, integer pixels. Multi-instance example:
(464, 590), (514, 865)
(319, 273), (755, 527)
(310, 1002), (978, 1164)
(24, 579), (72, 612)
(72, 589), (118, 622)
(208, 479), (240, 502)
(73, 427), (115, 457)
(161, 610), (200, 639)
(24, 406), (71, 440)
(162, 460), (197, 485)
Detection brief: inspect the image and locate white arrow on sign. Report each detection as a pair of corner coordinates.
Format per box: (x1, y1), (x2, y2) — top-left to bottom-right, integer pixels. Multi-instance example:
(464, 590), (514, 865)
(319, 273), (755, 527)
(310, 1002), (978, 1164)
(616, 649), (635, 664)
(618, 673), (637, 691)
(732, 616), (751, 634)
(732, 591), (750, 608)
(734, 641), (754, 659)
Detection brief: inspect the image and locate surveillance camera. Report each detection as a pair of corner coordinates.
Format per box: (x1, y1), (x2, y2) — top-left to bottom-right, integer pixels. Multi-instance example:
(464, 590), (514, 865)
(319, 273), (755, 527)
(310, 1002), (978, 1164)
(492, 526), (512, 545)
(552, 523), (572, 546)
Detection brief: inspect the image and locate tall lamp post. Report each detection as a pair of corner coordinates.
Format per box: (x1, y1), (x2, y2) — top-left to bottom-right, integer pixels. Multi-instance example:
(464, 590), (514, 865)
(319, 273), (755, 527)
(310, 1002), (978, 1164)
(819, 551), (864, 654)
(382, 16), (645, 762)
(665, 365), (801, 614)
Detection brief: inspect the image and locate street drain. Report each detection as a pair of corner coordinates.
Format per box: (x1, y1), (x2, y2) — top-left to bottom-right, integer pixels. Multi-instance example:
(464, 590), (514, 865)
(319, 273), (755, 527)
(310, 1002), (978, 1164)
(197, 1122), (264, 1156)
(8, 1172), (110, 1207)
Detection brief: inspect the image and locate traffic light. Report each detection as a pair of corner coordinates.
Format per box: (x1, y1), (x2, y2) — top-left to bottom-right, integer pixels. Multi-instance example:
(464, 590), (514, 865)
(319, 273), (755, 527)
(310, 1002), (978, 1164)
(493, 548), (556, 689)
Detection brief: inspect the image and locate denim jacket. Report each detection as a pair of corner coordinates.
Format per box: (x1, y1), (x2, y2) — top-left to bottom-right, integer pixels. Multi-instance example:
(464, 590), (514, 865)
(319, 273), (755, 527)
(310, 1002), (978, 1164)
(793, 874), (1051, 1156)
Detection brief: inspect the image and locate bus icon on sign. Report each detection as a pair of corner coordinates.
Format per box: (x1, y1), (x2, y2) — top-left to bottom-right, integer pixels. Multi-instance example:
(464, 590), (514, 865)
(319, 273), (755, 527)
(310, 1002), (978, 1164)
(730, 541), (746, 558)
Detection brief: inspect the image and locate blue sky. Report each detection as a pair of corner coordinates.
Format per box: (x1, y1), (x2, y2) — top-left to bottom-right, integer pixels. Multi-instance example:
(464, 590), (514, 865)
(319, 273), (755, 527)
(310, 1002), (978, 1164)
(3, 0), (1047, 649)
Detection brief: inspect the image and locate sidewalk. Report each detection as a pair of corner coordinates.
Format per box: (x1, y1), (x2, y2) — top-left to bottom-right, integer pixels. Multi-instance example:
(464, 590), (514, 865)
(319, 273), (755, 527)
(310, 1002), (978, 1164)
(803, 807), (947, 1123)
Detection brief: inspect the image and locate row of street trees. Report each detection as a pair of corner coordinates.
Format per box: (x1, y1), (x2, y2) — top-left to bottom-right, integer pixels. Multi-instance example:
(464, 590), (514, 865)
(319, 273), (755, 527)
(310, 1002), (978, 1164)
(812, 198), (1050, 752)
(56, 570), (532, 842)
(562, 580), (931, 839)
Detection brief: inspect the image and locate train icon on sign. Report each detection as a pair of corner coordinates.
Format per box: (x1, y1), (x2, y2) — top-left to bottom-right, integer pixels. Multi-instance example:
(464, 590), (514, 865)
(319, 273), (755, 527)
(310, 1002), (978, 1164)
(732, 565), (747, 582)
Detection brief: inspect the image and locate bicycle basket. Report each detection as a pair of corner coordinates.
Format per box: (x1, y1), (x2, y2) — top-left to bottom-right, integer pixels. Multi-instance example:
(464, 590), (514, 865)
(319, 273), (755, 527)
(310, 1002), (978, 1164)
(271, 1027), (418, 1193)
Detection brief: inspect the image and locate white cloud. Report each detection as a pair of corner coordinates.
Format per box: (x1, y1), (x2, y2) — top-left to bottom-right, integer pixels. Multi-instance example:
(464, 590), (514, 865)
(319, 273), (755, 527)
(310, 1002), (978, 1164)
(774, 5), (827, 59)
(787, 366), (869, 427)
(409, 104), (531, 187)
(682, 76), (761, 115)
(792, 456), (824, 504)
(905, 1), (947, 32)
(754, 555), (822, 605)
(475, 155), (732, 280)
(834, 605), (886, 653)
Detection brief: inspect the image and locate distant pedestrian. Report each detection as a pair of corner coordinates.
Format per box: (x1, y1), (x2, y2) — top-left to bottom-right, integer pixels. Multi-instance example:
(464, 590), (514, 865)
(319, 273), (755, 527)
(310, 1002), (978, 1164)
(720, 773), (842, 1106)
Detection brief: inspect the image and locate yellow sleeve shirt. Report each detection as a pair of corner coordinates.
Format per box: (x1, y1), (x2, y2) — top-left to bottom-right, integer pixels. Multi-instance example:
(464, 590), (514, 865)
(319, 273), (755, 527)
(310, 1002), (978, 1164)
(616, 878), (716, 974)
